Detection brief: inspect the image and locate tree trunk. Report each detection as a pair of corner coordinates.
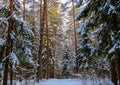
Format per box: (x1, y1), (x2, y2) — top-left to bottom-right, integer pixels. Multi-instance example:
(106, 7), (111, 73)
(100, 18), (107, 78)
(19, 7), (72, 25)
(110, 60), (118, 85)
(44, 0), (49, 79)
(0, 46), (5, 62)
(23, 0), (26, 20)
(72, 0), (78, 73)
(113, 13), (120, 85)
(10, 64), (13, 85)
(116, 55), (120, 85)
(37, 0), (44, 82)
(3, 0), (14, 85)
(3, 59), (9, 85)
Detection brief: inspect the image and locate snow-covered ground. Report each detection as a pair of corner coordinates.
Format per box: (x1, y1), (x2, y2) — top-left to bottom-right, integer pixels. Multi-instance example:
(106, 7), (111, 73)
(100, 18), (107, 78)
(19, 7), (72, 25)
(39, 79), (113, 85)
(13, 78), (113, 85)
(39, 79), (82, 85)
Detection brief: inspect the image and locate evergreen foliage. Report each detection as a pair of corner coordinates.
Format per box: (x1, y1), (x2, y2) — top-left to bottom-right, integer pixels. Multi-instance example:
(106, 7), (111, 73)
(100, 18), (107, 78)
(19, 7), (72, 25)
(62, 46), (71, 76)
(76, 0), (120, 84)
(0, 0), (34, 77)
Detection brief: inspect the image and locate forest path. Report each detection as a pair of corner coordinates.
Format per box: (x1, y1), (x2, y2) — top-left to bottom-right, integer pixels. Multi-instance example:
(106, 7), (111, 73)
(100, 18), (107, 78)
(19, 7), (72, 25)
(39, 78), (113, 85)
(15, 78), (113, 85)
(39, 79), (83, 85)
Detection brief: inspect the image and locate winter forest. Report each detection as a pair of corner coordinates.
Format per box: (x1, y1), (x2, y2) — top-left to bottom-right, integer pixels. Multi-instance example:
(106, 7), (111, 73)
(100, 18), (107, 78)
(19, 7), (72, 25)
(0, 0), (120, 85)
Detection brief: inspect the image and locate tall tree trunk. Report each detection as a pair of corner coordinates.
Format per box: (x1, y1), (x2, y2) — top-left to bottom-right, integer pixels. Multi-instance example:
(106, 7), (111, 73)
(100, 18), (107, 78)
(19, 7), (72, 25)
(10, 64), (13, 85)
(44, 0), (49, 79)
(3, 0), (14, 85)
(32, 0), (35, 32)
(116, 55), (120, 85)
(52, 59), (55, 78)
(53, 21), (56, 78)
(52, 42), (55, 78)
(108, 13), (119, 85)
(110, 60), (118, 85)
(72, 0), (78, 73)
(113, 13), (120, 85)
(23, 0), (26, 20)
(108, 32), (118, 85)
(37, 0), (44, 82)
(0, 46), (5, 62)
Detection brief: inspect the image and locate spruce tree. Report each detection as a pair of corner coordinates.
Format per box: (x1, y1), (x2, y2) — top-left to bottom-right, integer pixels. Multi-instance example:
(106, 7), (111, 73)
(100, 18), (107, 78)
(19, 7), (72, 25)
(0, 0), (34, 84)
(76, 0), (120, 84)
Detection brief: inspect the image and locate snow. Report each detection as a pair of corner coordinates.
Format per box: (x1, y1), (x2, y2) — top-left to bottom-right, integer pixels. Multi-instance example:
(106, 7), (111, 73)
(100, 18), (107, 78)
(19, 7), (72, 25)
(76, 1), (90, 20)
(14, 0), (23, 11)
(22, 40), (32, 47)
(109, 41), (120, 54)
(41, 78), (113, 85)
(76, 21), (89, 35)
(24, 47), (32, 56)
(0, 38), (6, 46)
(10, 31), (16, 40)
(99, 0), (117, 15)
(8, 52), (19, 68)
(28, 57), (34, 64)
(108, 47), (115, 54)
(76, 0), (83, 7)
(40, 79), (82, 85)
(108, 5), (116, 14)
(14, 78), (113, 85)
(23, 28), (34, 37)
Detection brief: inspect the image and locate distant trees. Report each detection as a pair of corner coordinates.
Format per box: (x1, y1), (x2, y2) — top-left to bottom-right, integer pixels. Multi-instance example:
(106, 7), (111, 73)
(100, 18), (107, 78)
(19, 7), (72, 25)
(0, 0), (62, 83)
(37, 0), (61, 81)
(0, 0), (62, 84)
(75, 0), (120, 84)
(62, 46), (72, 76)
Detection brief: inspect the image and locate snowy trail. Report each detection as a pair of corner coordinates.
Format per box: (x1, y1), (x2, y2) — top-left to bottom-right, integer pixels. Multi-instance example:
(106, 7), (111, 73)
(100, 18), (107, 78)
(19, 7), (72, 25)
(39, 79), (82, 85)
(39, 79), (113, 85)
(15, 78), (113, 85)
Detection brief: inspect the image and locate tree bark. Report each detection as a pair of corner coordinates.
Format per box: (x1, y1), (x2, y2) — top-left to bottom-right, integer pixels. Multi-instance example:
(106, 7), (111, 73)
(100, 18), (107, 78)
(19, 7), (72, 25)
(10, 64), (13, 85)
(3, 0), (14, 85)
(37, 0), (44, 82)
(110, 60), (118, 85)
(108, 13), (119, 85)
(113, 13), (120, 85)
(72, 0), (78, 73)
(23, 0), (26, 20)
(44, 0), (49, 79)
